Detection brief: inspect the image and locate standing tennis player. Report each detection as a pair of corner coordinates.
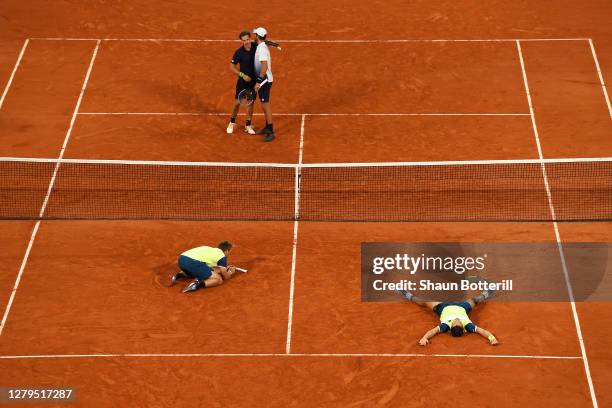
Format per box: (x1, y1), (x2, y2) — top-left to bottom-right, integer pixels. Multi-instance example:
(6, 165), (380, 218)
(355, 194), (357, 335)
(398, 286), (499, 346)
(171, 241), (238, 293)
(227, 31), (257, 135)
(253, 27), (276, 142)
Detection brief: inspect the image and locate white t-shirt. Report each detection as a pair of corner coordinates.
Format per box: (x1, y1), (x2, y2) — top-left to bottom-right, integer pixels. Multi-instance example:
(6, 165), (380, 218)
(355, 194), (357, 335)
(254, 43), (273, 82)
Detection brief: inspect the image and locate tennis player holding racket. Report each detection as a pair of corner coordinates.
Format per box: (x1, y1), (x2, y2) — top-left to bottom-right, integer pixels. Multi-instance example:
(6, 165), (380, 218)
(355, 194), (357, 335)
(227, 31), (257, 135)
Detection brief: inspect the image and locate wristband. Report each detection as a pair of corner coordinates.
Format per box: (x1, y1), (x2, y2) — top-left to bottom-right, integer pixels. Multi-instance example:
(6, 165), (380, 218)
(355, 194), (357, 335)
(488, 335), (496, 342)
(239, 72), (244, 78)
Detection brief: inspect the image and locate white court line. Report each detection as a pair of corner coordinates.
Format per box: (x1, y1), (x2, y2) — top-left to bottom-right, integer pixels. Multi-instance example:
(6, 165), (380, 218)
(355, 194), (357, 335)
(516, 40), (598, 408)
(0, 39), (29, 110)
(0, 40), (101, 337)
(588, 39), (612, 119)
(78, 112), (530, 116)
(2, 156), (609, 167)
(0, 353), (582, 360)
(285, 114), (305, 354)
(30, 37), (590, 43)
(0, 222), (41, 337)
(40, 41), (101, 208)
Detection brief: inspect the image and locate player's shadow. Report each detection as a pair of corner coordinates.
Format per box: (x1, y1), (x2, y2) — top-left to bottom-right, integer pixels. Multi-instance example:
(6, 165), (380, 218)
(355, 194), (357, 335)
(233, 256), (265, 272)
(140, 80), (220, 112)
(138, 79), (237, 134)
(152, 261), (177, 288)
(295, 82), (374, 114)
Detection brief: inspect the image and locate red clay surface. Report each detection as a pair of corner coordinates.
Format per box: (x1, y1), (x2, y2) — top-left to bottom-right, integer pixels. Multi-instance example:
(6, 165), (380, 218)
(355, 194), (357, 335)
(0, 221), (35, 321)
(520, 41), (612, 157)
(0, 40), (96, 157)
(0, 40), (23, 92)
(302, 115), (536, 162)
(291, 222), (582, 356)
(0, 221), (294, 355)
(1, 357), (593, 408)
(0, 1), (611, 407)
(80, 41), (528, 114)
(558, 222), (612, 406)
(66, 114), (302, 163)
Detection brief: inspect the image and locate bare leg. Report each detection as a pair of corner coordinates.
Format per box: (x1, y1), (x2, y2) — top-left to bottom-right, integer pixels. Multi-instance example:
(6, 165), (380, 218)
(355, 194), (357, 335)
(246, 103), (254, 123)
(202, 275), (223, 288)
(230, 102), (240, 120)
(261, 102), (273, 125)
(414, 301), (442, 310)
(398, 289), (442, 311)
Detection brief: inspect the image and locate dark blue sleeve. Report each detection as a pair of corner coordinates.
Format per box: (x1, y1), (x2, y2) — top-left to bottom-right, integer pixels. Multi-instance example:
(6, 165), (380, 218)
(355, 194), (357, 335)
(439, 323), (450, 333)
(231, 50), (239, 65)
(217, 257), (228, 267)
(465, 323), (477, 333)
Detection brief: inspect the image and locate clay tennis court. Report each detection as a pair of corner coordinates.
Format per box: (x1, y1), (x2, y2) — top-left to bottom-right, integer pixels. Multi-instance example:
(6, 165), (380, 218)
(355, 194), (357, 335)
(0, 1), (611, 407)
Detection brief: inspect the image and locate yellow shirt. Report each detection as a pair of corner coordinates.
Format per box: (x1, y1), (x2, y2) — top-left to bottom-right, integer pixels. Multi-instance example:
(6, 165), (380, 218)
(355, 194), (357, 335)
(181, 246), (226, 267)
(439, 305), (473, 330)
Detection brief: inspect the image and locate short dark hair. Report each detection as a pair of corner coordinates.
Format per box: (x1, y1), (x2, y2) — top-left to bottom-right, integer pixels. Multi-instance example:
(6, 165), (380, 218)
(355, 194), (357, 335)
(218, 241), (233, 252)
(238, 31), (250, 39)
(450, 325), (464, 337)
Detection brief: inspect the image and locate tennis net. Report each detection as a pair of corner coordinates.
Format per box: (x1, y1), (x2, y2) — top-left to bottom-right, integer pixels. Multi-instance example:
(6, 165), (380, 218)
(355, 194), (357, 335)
(1, 157), (610, 222)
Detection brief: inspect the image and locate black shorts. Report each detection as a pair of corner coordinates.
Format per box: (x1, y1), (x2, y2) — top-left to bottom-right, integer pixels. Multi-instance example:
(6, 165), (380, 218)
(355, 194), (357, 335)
(235, 78), (255, 99)
(258, 82), (273, 103)
(433, 301), (472, 316)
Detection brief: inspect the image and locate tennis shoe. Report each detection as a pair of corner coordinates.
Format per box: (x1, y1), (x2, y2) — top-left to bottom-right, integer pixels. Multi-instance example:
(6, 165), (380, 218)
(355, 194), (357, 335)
(244, 125), (257, 134)
(226, 122), (236, 134)
(397, 289), (414, 301)
(481, 288), (494, 300)
(256, 127), (273, 135)
(182, 279), (202, 293)
(171, 271), (188, 285)
(264, 132), (276, 142)
(473, 287), (495, 304)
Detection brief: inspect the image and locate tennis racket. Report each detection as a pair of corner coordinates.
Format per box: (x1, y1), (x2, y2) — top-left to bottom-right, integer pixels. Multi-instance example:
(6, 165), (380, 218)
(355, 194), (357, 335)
(217, 265), (248, 273)
(265, 40), (282, 51)
(237, 88), (256, 106)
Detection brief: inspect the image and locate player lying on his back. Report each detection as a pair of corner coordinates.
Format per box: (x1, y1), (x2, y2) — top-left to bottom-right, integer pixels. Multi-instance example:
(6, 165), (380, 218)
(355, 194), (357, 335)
(398, 284), (499, 346)
(171, 241), (239, 293)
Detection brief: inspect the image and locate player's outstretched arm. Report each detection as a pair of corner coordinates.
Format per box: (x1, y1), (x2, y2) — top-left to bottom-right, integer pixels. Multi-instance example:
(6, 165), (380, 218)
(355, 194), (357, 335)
(475, 326), (499, 345)
(419, 326), (441, 346)
(264, 40), (280, 49)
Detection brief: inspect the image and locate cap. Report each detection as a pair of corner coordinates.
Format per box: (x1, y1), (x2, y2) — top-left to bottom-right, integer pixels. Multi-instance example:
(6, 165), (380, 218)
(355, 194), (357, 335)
(253, 27), (267, 38)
